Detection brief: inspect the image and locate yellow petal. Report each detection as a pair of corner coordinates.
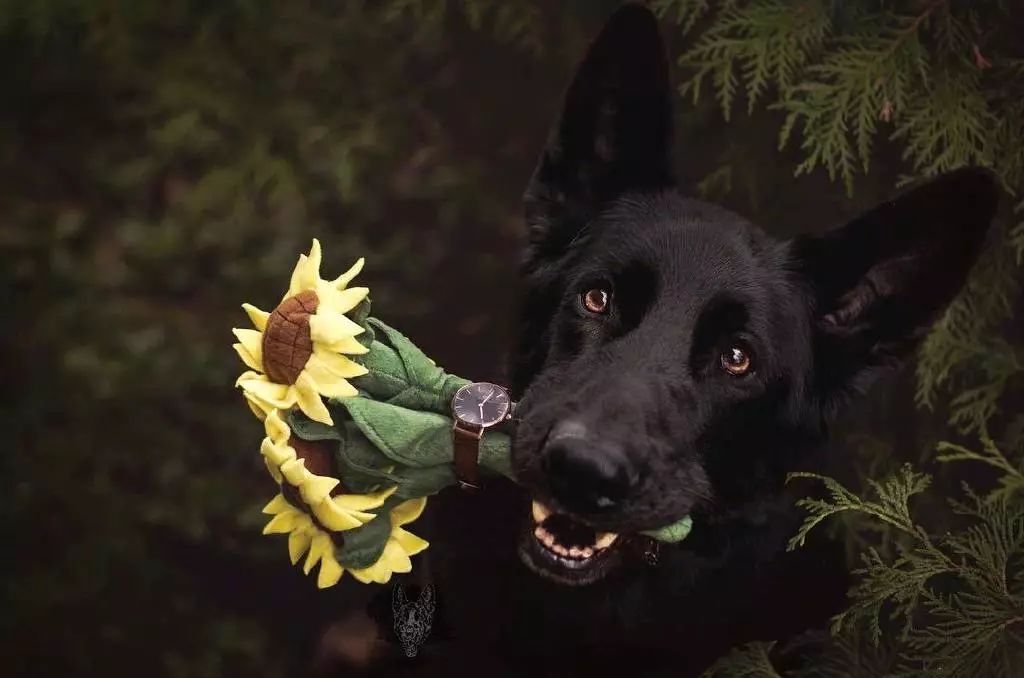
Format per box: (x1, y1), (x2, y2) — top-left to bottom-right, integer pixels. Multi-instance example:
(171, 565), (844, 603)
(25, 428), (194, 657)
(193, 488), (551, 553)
(391, 497), (427, 527)
(288, 240), (323, 296)
(280, 457), (310, 487)
(261, 436), (295, 467)
(293, 375), (333, 425)
(263, 509), (302, 535)
(243, 392), (270, 420)
(318, 556), (344, 588)
(299, 474), (340, 505)
(288, 530), (313, 565)
(232, 329), (264, 370)
(237, 374), (294, 408)
(304, 531), (331, 574)
(349, 559), (391, 585)
(319, 285), (368, 315)
(322, 335), (370, 356)
(380, 539), (413, 574)
(310, 350), (369, 379)
(308, 374), (358, 401)
(308, 313), (364, 345)
(391, 527), (429, 557)
(302, 356), (359, 397)
(332, 257), (365, 290)
(307, 239), (323, 276)
(233, 343), (262, 371)
(333, 485), (397, 512)
(262, 494), (292, 515)
(264, 457), (283, 483)
(242, 303), (270, 331)
(264, 409), (291, 444)
(312, 497), (376, 531)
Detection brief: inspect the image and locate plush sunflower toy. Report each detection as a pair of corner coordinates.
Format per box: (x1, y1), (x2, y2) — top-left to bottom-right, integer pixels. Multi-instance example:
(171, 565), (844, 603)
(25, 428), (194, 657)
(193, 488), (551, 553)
(233, 240), (690, 588)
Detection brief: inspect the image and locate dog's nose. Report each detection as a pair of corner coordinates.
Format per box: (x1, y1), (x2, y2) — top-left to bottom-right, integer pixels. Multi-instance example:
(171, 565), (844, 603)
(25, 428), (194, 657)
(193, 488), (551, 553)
(542, 421), (637, 514)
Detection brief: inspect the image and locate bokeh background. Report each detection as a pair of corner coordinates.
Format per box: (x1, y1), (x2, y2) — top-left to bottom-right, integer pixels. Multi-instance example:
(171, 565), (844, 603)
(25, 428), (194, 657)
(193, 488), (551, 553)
(4, 1), (1022, 676)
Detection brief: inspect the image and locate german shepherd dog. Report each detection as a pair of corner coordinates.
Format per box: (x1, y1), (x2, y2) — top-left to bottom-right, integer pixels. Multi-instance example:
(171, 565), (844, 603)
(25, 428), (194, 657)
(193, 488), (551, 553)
(360, 5), (999, 676)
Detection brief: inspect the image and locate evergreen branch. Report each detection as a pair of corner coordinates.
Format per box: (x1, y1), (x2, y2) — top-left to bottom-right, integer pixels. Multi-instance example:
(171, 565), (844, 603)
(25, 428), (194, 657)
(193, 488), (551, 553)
(786, 465), (931, 551)
(891, 68), (993, 177)
(834, 543), (950, 644)
(702, 641), (782, 678)
(776, 26), (927, 194)
(937, 437), (1024, 491)
(677, 0), (831, 119)
(1011, 200), (1024, 265)
(651, 0), (714, 35)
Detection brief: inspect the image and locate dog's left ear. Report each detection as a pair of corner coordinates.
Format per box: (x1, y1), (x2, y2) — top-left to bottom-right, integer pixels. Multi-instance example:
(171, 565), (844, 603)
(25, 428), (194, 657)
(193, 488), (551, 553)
(523, 4), (673, 264)
(791, 167), (1000, 406)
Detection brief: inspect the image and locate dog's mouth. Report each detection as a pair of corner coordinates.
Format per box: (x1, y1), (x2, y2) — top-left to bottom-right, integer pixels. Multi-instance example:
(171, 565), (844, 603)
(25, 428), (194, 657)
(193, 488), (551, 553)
(518, 500), (627, 586)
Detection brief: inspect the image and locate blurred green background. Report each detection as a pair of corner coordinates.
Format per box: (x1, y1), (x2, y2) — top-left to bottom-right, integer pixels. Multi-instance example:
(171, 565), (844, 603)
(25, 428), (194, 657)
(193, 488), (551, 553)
(3, 1), (1020, 676)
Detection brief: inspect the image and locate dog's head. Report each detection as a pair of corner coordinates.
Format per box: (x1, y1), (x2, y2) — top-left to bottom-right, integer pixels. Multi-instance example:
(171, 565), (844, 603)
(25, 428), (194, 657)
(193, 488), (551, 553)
(509, 6), (998, 586)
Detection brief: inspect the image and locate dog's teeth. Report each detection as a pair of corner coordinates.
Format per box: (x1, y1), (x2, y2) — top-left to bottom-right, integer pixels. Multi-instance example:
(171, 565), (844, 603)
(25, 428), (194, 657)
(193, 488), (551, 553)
(594, 532), (619, 550)
(581, 547), (594, 559)
(553, 543), (568, 556)
(568, 546), (582, 559)
(535, 526), (556, 549)
(531, 501), (552, 524)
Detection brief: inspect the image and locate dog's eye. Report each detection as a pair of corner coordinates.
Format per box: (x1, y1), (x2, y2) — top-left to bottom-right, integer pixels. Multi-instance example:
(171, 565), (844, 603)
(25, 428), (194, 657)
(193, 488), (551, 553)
(581, 288), (611, 314)
(720, 346), (753, 376)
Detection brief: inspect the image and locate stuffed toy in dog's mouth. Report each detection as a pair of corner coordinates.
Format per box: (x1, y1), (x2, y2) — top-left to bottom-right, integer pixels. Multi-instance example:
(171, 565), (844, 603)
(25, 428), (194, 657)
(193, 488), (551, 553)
(520, 499), (692, 585)
(233, 240), (692, 588)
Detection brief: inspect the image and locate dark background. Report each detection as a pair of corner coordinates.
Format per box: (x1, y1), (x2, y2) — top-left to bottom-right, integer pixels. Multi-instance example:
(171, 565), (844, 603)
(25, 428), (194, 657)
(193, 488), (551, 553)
(3, 1), (1017, 676)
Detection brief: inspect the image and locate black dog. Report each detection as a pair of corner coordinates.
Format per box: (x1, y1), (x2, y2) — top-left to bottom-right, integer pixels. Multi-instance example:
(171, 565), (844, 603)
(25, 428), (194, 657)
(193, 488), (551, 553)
(509, 3), (997, 592)
(366, 6), (998, 676)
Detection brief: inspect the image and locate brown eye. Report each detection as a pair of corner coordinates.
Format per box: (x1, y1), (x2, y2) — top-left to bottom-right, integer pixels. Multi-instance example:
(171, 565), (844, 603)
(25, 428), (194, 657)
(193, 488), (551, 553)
(721, 346), (752, 376)
(581, 288), (611, 314)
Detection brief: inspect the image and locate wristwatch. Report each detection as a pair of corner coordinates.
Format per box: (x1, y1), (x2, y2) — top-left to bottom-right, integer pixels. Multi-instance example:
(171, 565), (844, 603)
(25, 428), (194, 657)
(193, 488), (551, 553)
(450, 382), (513, 490)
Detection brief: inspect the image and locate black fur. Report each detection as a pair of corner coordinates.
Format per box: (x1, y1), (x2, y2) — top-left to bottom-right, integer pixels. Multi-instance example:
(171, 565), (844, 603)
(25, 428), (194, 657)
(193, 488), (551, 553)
(511, 4), (997, 556)
(362, 6), (999, 676)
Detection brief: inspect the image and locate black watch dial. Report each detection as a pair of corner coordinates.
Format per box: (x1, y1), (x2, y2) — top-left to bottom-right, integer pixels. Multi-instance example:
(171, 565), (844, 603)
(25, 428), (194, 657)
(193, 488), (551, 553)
(452, 382), (510, 427)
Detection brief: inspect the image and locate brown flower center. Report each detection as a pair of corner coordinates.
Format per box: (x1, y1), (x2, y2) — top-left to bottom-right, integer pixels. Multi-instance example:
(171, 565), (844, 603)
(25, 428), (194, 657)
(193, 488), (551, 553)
(263, 289), (319, 384)
(289, 435), (336, 479)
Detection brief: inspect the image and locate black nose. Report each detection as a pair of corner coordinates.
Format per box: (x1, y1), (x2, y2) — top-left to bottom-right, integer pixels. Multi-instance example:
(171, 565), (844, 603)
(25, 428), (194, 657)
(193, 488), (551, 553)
(542, 422), (638, 514)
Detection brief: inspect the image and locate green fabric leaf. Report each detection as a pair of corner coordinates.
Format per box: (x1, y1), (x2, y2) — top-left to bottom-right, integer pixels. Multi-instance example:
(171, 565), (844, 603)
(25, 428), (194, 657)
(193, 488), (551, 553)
(286, 410), (343, 441)
(350, 298), (375, 349)
(640, 515), (693, 543)
(334, 499), (399, 569)
(350, 318), (469, 413)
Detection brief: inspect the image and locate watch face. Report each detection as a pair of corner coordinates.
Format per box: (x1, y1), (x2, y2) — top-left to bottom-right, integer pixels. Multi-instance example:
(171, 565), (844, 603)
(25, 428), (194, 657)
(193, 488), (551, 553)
(452, 382), (510, 427)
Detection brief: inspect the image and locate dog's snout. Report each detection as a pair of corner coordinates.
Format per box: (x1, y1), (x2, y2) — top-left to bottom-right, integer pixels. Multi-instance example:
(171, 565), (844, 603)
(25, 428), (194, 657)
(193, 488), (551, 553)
(542, 420), (638, 514)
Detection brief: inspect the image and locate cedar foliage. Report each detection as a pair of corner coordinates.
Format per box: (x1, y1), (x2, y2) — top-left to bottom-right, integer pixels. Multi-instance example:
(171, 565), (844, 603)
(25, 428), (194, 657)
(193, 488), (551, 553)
(651, 0), (1024, 675)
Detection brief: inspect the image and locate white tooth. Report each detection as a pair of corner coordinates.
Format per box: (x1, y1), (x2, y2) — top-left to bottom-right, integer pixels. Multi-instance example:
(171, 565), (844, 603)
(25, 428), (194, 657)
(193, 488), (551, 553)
(531, 501), (552, 524)
(594, 532), (619, 550)
(568, 547), (582, 558)
(553, 544), (568, 556)
(581, 547), (594, 558)
(536, 527), (556, 548)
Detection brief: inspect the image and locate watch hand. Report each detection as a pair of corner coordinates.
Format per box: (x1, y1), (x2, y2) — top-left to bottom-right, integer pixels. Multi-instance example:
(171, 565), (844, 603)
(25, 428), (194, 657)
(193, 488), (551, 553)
(480, 388), (495, 405)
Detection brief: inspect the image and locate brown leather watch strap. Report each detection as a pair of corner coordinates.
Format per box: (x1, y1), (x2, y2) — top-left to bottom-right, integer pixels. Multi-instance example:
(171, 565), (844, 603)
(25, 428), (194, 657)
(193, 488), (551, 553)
(452, 422), (483, 490)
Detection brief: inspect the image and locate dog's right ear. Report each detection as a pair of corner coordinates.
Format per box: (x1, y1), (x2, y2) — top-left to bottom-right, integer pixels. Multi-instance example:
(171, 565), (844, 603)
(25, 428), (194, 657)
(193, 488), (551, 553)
(523, 4), (673, 265)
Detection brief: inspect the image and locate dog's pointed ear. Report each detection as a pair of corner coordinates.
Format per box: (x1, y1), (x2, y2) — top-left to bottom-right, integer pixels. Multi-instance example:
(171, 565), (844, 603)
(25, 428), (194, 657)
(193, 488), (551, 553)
(523, 4), (673, 264)
(392, 584), (408, 612)
(419, 584), (435, 615)
(791, 167), (999, 409)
